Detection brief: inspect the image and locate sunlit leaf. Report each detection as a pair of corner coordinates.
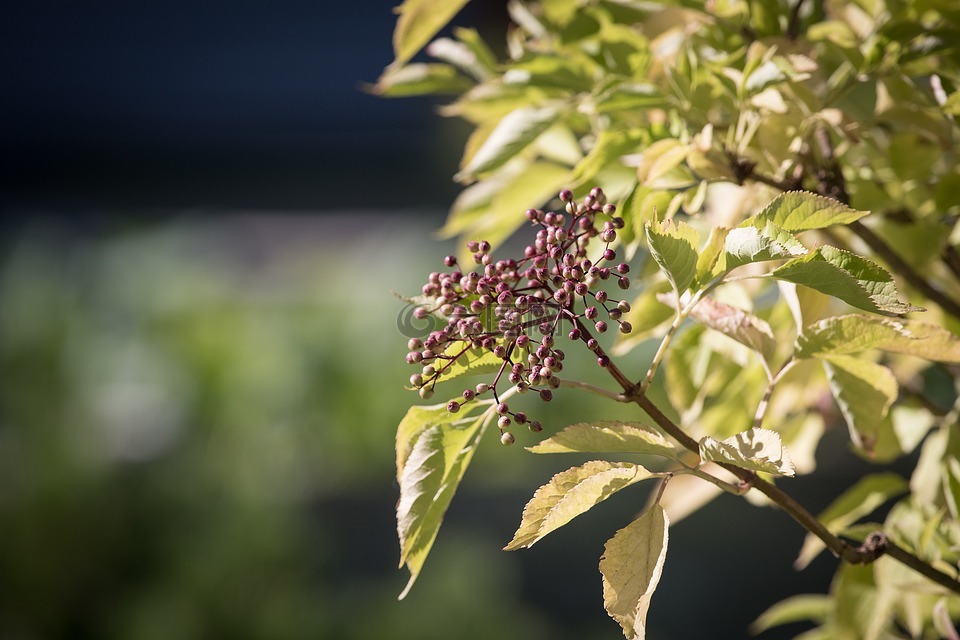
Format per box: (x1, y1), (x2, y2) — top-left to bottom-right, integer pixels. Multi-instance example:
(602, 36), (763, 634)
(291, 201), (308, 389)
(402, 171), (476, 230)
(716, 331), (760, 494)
(771, 246), (923, 316)
(646, 218), (699, 294)
(748, 191), (869, 232)
(396, 404), (488, 598)
(432, 344), (505, 386)
(600, 504), (669, 640)
(527, 421), (677, 458)
(504, 461), (663, 550)
(456, 106), (562, 180)
(637, 139), (689, 186)
(373, 63), (473, 97)
(723, 221), (807, 270)
(795, 473), (907, 569)
(694, 226), (729, 286)
(392, 0), (471, 67)
(795, 315), (960, 361)
(822, 355), (902, 461)
(700, 428), (796, 477)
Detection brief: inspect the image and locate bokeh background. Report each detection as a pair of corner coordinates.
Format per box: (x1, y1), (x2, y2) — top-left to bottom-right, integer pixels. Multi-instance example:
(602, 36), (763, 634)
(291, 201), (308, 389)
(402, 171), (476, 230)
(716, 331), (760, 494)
(1, 2), (902, 638)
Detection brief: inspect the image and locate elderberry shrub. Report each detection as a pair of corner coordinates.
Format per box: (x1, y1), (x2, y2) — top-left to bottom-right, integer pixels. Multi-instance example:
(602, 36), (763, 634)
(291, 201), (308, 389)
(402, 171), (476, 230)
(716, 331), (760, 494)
(404, 188), (633, 443)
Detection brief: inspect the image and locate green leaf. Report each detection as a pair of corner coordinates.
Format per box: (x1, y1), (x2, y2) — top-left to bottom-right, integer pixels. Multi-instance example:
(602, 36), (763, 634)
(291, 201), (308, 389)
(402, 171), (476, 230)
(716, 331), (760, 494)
(822, 355), (901, 462)
(751, 594), (832, 633)
(645, 218), (700, 294)
(685, 295), (777, 363)
(699, 428), (796, 477)
(432, 344), (505, 386)
(396, 404), (488, 598)
(570, 128), (645, 188)
(637, 139), (690, 186)
(796, 315), (960, 362)
(771, 246), (923, 316)
(694, 226), (729, 286)
(748, 191), (870, 232)
(723, 221), (807, 270)
(392, 0), (471, 67)
(443, 160), (570, 262)
(600, 504), (669, 640)
(527, 421), (677, 458)
(373, 63), (473, 97)
(504, 461), (663, 550)
(456, 106), (562, 180)
(794, 473), (907, 569)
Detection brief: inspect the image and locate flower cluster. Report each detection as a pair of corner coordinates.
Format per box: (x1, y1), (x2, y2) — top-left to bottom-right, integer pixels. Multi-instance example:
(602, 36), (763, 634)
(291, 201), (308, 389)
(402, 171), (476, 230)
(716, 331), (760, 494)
(405, 188), (633, 444)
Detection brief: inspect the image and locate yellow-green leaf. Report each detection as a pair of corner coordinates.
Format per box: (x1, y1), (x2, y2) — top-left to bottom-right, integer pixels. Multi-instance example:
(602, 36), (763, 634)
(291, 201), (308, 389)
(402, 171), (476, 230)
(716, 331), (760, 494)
(527, 421), (677, 458)
(504, 461), (662, 550)
(771, 246), (923, 316)
(748, 191), (870, 232)
(600, 504), (669, 640)
(456, 106), (562, 180)
(700, 428), (796, 477)
(396, 404), (488, 598)
(723, 221), (807, 270)
(685, 295), (777, 363)
(796, 315), (960, 361)
(822, 355), (901, 461)
(794, 473), (907, 569)
(392, 0), (471, 67)
(645, 218), (700, 294)
(751, 594), (832, 633)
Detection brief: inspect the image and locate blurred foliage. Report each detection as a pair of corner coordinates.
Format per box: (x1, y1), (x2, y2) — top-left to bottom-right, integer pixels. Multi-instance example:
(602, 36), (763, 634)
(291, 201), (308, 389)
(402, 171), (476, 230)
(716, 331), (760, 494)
(0, 217), (609, 640)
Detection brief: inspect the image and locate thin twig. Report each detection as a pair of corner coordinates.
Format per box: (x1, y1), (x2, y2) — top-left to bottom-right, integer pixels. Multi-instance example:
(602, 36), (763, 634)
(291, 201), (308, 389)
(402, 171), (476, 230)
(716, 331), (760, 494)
(786, 0), (807, 40)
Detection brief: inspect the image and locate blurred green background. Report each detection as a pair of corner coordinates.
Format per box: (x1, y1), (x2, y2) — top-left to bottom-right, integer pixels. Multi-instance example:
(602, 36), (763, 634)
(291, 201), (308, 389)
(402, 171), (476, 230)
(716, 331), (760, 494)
(1, 2), (882, 638)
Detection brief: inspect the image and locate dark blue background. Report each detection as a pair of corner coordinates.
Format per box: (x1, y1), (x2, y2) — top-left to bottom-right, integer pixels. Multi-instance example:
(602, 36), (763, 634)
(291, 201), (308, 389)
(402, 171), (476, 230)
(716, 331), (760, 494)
(1, 1), (507, 211)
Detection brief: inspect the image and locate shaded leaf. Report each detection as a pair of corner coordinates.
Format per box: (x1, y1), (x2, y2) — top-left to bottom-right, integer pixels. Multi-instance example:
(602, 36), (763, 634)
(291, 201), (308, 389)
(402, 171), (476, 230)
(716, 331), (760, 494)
(822, 355), (901, 461)
(724, 221), (807, 270)
(505, 461), (663, 550)
(396, 405), (488, 597)
(700, 428), (796, 477)
(600, 504), (669, 640)
(751, 594), (832, 633)
(645, 219), (699, 294)
(392, 0), (471, 67)
(796, 315), (960, 362)
(748, 191), (869, 232)
(771, 246), (923, 316)
(685, 295), (777, 363)
(456, 106), (562, 180)
(527, 421), (677, 458)
(795, 473), (907, 569)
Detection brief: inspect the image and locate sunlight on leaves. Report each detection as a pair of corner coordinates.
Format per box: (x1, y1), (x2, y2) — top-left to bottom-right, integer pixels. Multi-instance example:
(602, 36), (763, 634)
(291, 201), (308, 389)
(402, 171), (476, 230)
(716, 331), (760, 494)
(527, 421), (677, 458)
(700, 428), (796, 477)
(600, 504), (669, 640)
